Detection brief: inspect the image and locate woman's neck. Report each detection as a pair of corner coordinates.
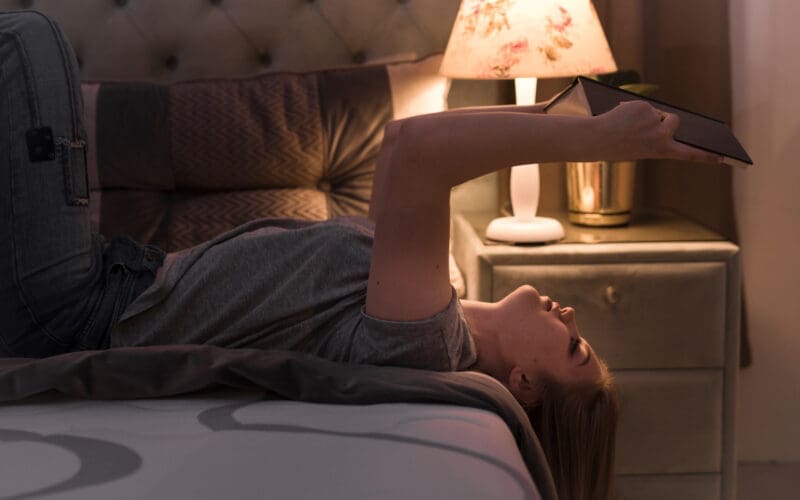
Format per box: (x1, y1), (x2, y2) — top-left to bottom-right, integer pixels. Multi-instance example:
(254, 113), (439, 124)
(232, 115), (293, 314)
(461, 300), (509, 384)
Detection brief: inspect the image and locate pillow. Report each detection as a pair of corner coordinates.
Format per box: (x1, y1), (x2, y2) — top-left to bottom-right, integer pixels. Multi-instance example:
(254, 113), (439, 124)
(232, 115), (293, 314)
(80, 53), (465, 295)
(80, 54), (448, 251)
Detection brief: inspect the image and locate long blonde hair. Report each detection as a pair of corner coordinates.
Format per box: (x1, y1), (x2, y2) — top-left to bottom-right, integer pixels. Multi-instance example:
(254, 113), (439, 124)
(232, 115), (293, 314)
(527, 365), (619, 500)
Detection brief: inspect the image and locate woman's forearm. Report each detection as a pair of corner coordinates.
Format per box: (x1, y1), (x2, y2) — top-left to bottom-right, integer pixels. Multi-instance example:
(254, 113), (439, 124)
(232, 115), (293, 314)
(437, 102), (548, 116)
(394, 102), (723, 192)
(395, 111), (602, 190)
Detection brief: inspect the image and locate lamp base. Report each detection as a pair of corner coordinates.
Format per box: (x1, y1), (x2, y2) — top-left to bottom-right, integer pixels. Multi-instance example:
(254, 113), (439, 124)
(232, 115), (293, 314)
(485, 216), (565, 243)
(568, 211), (631, 227)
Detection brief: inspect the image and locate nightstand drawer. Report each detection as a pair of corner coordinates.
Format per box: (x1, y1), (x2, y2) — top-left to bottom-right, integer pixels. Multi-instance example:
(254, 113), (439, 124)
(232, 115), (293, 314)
(614, 370), (723, 474)
(492, 262), (727, 369)
(616, 473), (720, 500)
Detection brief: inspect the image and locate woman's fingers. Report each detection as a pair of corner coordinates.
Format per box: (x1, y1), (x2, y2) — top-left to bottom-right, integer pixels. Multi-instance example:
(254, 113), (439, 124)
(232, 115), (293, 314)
(660, 111), (680, 134)
(598, 101), (726, 165)
(654, 111), (723, 164)
(667, 139), (725, 164)
(658, 111), (724, 164)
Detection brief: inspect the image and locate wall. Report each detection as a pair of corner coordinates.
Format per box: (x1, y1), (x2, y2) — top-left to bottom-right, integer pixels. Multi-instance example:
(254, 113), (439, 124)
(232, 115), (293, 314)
(639, 0), (736, 240)
(729, 0), (800, 461)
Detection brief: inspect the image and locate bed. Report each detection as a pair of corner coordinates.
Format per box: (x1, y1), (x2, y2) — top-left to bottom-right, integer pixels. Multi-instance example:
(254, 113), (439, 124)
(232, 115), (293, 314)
(0, 1), (552, 499)
(0, 348), (546, 500)
(2, 396), (535, 499)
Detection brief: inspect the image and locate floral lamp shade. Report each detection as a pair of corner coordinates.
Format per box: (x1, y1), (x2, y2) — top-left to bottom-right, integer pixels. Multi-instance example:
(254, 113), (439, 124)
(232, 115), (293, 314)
(440, 0), (617, 79)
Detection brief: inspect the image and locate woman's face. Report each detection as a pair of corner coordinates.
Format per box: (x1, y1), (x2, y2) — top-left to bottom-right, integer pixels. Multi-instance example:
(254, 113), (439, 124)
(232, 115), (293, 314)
(495, 285), (602, 388)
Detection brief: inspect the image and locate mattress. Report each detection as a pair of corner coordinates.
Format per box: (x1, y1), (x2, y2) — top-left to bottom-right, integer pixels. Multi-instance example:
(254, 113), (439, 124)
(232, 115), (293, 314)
(0, 389), (539, 500)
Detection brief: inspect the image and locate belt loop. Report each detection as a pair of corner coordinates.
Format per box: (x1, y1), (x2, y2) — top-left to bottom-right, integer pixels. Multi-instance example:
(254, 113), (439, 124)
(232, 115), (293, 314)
(104, 237), (164, 275)
(141, 244), (165, 274)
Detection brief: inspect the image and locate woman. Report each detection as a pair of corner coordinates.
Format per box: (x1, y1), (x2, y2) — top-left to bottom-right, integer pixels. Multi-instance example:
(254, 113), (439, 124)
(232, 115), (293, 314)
(0, 11), (722, 500)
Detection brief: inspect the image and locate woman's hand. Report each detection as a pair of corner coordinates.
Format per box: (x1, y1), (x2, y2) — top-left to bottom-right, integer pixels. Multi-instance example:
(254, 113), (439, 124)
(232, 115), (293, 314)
(594, 100), (724, 164)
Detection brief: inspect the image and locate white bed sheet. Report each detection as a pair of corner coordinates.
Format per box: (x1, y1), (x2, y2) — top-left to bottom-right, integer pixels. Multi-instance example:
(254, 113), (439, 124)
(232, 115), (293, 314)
(0, 389), (539, 500)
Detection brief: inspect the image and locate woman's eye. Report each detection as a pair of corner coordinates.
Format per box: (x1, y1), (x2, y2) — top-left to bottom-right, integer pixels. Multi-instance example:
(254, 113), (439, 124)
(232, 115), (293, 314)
(569, 337), (579, 356)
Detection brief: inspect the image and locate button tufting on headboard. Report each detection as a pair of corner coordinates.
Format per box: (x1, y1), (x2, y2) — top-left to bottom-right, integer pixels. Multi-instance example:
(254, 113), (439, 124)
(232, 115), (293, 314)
(258, 52), (272, 67)
(164, 55), (179, 71)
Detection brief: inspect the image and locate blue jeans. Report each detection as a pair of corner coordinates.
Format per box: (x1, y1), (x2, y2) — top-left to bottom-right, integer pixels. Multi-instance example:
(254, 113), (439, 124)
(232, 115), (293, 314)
(0, 11), (163, 358)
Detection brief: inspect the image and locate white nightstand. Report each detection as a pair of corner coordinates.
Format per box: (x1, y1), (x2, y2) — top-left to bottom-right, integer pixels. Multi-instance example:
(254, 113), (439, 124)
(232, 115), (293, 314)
(452, 212), (741, 500)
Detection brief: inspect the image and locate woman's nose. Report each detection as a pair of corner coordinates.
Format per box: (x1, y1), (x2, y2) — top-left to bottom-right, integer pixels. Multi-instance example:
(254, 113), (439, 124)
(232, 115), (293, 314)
(518, 284), (540, 298)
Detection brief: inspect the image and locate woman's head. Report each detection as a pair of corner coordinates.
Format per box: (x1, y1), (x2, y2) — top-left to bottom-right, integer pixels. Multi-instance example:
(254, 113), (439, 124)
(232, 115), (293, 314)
(487, 284), (603, 404)
(496, 284), (618, 500)
(462, 284), (619, 500)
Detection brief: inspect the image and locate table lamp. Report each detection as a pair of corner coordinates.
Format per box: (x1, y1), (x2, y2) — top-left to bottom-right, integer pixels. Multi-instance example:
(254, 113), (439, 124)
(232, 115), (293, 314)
(441, 0), (617, 242)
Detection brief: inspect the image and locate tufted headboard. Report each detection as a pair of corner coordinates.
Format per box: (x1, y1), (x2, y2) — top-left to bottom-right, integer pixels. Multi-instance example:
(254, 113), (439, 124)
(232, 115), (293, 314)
(1, 0), (462, 81)
(0, 0), (505, 251)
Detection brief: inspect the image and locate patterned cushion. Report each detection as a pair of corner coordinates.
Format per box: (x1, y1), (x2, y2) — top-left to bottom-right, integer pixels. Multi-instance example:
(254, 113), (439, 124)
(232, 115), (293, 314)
(82, 55), (448, 252)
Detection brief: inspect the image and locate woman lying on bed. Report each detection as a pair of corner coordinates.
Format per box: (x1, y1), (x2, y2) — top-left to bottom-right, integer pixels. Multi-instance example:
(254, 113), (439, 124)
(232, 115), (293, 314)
(0, 11), (722, 500)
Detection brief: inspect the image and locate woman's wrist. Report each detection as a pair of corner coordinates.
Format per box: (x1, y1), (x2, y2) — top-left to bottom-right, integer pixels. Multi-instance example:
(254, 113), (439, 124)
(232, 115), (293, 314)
(561, 113), (615, 162)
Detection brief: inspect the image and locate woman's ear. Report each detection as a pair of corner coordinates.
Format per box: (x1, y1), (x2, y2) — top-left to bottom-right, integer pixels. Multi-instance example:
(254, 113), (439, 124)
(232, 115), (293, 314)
(508, 366), (543, 407)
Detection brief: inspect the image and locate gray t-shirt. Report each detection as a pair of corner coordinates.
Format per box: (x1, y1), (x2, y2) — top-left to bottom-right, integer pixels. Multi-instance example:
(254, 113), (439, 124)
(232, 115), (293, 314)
(110, 217), (476, 371)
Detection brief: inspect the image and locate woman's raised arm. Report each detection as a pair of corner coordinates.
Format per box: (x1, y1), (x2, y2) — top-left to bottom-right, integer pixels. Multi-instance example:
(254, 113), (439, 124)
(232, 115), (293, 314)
(365, 102), (722, 322)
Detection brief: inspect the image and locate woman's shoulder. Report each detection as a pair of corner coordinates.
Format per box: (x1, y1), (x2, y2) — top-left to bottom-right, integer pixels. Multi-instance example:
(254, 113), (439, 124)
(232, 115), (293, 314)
(212, 216), (374, 241)
(325, 215), (375, 233)
(300, 216), (375, 244)
(313, 216), (375, 250)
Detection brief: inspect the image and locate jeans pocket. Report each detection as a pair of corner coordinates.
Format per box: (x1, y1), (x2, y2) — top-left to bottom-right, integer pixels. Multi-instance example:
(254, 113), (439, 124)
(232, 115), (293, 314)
(58, 138), (89, 206)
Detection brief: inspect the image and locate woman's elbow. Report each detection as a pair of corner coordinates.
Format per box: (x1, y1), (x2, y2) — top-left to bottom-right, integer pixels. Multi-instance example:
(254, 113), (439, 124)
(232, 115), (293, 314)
(383, 117), (438, 179)
(370, 118), (443, 216)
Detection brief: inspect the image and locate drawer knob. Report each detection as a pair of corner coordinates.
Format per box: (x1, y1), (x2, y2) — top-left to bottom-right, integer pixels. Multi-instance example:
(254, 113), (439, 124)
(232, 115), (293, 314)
(605, 285), (621, 305)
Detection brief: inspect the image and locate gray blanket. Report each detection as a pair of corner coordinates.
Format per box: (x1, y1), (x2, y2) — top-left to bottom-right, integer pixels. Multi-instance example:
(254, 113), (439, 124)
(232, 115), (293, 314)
(0, 346), (556, 500)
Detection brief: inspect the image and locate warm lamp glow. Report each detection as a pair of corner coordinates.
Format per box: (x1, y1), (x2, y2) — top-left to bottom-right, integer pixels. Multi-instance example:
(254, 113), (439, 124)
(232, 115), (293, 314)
(441, 0), (616, 80)
(441, 0), (617, 243)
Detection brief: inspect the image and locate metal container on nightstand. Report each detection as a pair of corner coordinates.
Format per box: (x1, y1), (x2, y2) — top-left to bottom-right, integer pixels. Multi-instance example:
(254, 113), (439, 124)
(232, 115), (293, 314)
(566, 160), (637, 227)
